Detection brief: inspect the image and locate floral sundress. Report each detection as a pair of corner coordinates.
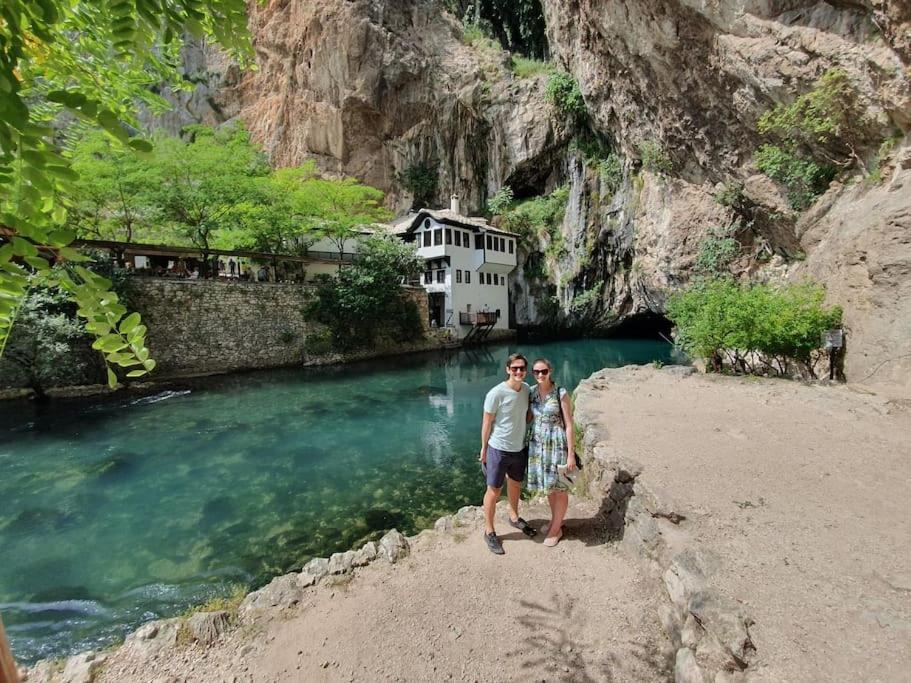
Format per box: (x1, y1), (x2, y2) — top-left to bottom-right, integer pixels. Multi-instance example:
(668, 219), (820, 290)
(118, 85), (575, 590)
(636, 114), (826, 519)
(527, 385), (569, 492)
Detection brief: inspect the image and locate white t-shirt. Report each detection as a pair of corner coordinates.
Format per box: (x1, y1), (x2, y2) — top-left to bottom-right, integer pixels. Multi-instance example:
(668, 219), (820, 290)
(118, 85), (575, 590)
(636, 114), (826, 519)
(483, 381), (530, 452)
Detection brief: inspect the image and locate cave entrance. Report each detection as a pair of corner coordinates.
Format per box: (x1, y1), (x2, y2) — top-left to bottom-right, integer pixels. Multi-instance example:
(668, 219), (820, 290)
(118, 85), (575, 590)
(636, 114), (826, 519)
(607, 311), (673, 341)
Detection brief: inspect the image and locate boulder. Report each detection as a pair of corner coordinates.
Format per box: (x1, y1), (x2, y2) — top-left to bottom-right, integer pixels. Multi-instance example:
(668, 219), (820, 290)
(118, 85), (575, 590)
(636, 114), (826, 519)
(687, 590), (755, 665)
(60, 652), (107, 683)
(352, 541), (378, 566)
(186, 610), (230, 646)
(378, 529), (410, 563)
(453, 506), (483, 527)
(328, 550), (357, 574)
(122, 619), (180, 660)
(240, 573), (302, 613)
(675, 647), (707, 683)
(664, 549), (721, 612)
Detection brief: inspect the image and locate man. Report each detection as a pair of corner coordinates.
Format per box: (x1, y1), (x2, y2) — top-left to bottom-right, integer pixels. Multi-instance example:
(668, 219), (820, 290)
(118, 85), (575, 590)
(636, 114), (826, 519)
(479, 352), (537, 555)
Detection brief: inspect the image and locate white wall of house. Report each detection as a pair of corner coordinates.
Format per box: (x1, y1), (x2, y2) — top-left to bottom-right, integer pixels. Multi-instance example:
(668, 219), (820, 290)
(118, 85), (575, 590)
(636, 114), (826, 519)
(413, 216), (516, 339)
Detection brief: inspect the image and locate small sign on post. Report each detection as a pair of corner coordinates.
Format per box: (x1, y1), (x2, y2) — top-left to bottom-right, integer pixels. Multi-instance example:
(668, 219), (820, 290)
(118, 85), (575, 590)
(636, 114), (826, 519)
(823, 328), (844, 380)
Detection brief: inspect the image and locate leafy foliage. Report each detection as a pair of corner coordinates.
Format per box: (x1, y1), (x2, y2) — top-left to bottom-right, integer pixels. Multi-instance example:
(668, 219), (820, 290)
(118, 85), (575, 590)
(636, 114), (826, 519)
(150, 125), (270, 267)
(306, 235), (425, 350)
(397, 163), (439, 209)
(500, 186), (569, 247)
(599, 153), (623, 195)
(0, 0), (253, 385)
(754, 69), (875, 209)
(487, 186), (514, 215)
(754, 144), (836, 210)
(666, 278), (843, 377)
(695, 224), (741, 275)
(569, 280), (603, 317)
(1, 279), (100, 396)
(546, 71), (586, 121)
(638, 140), (674, 174)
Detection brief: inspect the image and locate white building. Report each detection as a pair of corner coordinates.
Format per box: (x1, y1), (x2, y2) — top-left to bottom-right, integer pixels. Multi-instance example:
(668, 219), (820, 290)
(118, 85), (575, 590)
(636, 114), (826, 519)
(391, 197), (519, 341)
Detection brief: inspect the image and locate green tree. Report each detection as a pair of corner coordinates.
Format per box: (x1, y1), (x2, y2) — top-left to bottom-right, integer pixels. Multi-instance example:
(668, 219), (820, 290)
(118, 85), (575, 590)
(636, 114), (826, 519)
(307, 234), (425, 349)
(68, 130), (160, 243)
(0, 0), (253, 385)
(301, 176), (393, 262)
(151, 124), (269, 274)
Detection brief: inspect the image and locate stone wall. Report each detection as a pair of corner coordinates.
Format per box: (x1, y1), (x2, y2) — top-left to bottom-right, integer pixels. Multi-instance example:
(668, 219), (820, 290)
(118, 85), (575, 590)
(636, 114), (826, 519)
(131, 278), (316, 377)
(0, 280), (479, 396)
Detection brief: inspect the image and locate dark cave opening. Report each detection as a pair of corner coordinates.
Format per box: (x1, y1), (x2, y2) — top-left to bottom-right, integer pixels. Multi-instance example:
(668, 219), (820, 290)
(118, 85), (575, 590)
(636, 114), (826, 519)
(607, 311), (674, 340)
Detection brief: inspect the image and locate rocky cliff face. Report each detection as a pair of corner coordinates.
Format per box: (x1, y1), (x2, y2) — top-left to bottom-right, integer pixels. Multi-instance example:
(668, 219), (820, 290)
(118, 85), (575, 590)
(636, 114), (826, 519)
(172, 0), (910, 386)
(189, 0), (569, 214)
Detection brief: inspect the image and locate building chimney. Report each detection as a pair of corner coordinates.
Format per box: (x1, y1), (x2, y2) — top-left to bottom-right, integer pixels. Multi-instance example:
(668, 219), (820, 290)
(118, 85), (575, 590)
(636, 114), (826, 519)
(450, 194), (460, 215)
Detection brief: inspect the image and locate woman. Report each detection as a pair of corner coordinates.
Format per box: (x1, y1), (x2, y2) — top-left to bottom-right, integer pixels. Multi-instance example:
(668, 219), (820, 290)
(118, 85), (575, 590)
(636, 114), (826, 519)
(527, 358), (576, 547)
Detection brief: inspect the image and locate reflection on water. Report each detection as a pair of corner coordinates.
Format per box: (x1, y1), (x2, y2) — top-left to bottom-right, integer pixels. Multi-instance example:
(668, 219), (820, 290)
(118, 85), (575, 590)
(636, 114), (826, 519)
(0, 339), (675, 664)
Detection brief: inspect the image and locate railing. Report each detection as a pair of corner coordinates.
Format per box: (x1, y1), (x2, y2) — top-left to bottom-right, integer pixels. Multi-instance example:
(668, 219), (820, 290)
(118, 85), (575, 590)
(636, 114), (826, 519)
(305, 250), (356, 262)
(459, 311), (497, 326)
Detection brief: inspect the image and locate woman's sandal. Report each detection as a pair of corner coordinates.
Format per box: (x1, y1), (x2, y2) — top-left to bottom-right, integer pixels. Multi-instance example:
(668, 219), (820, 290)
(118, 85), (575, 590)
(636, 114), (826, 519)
(543, 528), (563, 547)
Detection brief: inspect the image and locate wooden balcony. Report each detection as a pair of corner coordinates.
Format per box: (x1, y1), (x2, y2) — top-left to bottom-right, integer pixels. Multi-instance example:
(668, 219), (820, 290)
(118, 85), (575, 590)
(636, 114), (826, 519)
(459, 311), (497, 326)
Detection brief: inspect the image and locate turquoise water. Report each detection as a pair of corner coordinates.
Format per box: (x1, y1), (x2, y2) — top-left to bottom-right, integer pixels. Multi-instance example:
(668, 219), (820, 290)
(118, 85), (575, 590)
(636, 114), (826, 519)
(0, 339), (675, 664)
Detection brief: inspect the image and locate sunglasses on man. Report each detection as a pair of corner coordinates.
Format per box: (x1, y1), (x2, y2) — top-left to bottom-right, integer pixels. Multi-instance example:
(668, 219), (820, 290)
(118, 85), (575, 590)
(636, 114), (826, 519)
(508, 365), (527, 372)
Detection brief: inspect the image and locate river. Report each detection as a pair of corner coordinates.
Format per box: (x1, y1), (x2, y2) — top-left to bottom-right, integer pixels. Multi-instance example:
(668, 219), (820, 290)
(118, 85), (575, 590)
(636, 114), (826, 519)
(0, 339), (675, 664)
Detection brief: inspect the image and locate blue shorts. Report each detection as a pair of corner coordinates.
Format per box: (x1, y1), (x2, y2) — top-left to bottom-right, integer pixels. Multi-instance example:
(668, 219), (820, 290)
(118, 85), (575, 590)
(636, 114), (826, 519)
(483, 446), (528, 489)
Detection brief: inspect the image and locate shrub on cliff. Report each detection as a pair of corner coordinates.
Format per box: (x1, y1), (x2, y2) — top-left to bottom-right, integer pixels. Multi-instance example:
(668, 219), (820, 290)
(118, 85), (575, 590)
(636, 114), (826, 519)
(666, 278), (843, 378)
(306, 235), (425, 350)
(546, 71), (586, 121)
(754, 68), (875, 209)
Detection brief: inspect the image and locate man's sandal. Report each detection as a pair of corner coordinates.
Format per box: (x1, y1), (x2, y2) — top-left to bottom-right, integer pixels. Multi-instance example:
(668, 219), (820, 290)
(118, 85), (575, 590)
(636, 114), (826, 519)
(507, 516), (538, 537)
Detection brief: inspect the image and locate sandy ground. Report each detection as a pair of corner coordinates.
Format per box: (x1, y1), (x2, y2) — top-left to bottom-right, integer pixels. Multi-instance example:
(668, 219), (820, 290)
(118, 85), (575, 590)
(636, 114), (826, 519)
(577, 367), (911, 682)
(96, 499), (671, 683)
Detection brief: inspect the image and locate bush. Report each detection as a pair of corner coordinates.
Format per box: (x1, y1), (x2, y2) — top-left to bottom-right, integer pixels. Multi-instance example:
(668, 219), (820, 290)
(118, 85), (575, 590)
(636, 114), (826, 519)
(754, 144), (836, 210)
(638, 140), (674, 174)
(546, 71), (586, 120)
(305, 235), (425, 350)
(487, 186), (514, 215)
(714, 181), (745, 209)
(666, 278), (843, 377)
(500, 185), (569, 244)
(599, 153), (623, 195)
(695, 224), (741, 274)
(754, 68), (872, 208)
(396, 163), (439, 209)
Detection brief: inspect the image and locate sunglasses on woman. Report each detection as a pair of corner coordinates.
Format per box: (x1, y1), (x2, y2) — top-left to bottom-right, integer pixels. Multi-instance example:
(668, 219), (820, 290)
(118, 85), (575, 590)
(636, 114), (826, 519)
(532, 369), (549, 375)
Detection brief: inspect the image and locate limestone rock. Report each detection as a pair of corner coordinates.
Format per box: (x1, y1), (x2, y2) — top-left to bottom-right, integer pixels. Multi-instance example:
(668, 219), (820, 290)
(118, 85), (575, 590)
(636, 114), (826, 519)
(301, 557), (329, 583)
(328, 550), (357, 575)
(186, 610), (230, 646)
(60, 651), (107, 683)
(353, 541), (378, 566)
(454, 506), (483, 527)
(240, 573), (302, 613)
(659, 603), (684, 649)
(122, 619), (180, 660)
(687, 590), (755, 665)
(681, 614), (704, 650)
(664, 549), (722, 612)
(434, 515), (454, 532)
(675, 647), (707, 683)
(378, 529), (410, 563)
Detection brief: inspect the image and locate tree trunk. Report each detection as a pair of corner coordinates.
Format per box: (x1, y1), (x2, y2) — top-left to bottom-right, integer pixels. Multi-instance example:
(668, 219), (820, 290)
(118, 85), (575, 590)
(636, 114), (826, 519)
(0, 614), (19, 683)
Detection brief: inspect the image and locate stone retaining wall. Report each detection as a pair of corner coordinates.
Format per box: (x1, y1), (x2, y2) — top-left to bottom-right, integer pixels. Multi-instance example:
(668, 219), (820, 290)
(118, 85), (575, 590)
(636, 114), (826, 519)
(0, 281), (437, 394)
